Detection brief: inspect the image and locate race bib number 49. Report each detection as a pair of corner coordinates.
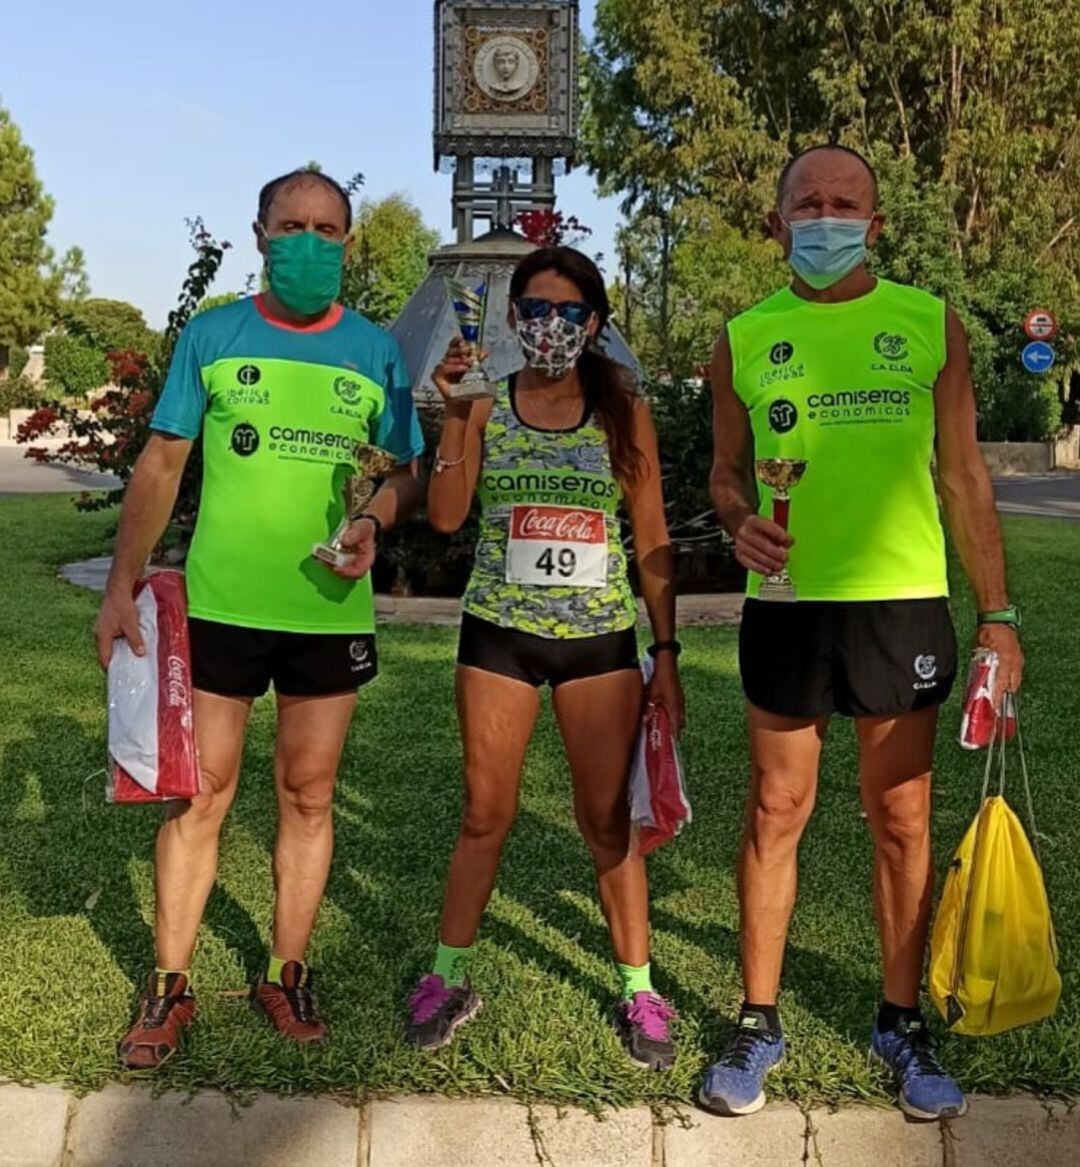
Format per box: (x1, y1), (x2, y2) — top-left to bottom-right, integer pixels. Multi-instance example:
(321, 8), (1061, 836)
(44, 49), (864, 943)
(506, 505), (608, 588)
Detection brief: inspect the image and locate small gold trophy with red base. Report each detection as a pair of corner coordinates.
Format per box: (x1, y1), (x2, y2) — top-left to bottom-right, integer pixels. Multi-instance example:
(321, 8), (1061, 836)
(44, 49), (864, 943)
(755, 458), (808, 602)
(312, 442), (397, 569)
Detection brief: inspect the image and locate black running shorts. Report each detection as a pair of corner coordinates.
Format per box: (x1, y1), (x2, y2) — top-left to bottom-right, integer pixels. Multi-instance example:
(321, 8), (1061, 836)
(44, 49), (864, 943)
(739, 597), (957, 719)
(189, 618), (378, 699)
(457, 612), (638, 688)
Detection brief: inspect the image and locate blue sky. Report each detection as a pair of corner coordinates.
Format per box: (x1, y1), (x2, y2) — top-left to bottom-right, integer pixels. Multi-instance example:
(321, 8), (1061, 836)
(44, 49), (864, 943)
(3, 0), (621, 328)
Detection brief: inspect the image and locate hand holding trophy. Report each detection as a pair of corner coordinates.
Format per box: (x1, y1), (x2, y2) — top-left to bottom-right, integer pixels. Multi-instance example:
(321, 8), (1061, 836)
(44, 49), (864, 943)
(312, 442), (398, 570)
(443, 277), (497, 400)
(754, 458), (808, 602)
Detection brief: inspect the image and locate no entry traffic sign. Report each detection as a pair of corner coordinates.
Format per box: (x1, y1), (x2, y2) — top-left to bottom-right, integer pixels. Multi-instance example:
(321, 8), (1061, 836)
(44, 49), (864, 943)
(1023, 309), (1058, 341)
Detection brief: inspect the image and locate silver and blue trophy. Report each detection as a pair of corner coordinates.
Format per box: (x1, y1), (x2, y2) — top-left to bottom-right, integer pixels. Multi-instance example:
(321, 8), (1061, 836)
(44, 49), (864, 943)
(444, 277), (498, 400)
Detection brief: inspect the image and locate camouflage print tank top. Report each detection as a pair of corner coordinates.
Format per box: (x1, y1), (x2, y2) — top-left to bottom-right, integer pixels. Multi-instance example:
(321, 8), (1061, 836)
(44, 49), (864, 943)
(462, 377), (638, 639)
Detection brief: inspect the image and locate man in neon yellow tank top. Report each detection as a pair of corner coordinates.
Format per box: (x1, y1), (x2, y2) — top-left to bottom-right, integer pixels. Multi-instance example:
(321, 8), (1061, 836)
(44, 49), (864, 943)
(92, 170), (424, 1066)
(702, 145), (1024, 1121)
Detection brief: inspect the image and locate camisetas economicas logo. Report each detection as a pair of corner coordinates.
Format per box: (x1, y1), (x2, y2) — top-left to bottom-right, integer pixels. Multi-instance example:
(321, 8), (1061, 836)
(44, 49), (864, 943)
(768, 399), (799, 434)
(481, 470), (618, 505)
(230, 423), (260, 456)
(806, 388), (912, 425)
(267, 426), (357, 461)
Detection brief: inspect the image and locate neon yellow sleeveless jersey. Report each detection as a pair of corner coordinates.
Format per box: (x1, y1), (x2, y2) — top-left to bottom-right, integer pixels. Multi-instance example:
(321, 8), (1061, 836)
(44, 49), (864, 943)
(728, 278), (949, 601)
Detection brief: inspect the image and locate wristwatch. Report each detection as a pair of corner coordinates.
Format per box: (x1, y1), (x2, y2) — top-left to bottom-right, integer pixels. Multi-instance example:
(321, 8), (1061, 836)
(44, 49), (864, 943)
(647, 640), (683, 659)
(977, 604), (1021, 630)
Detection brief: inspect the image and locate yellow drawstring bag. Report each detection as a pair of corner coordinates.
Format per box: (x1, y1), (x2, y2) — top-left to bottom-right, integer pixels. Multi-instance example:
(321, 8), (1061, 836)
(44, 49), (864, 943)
(929, 703), (1061, 1036)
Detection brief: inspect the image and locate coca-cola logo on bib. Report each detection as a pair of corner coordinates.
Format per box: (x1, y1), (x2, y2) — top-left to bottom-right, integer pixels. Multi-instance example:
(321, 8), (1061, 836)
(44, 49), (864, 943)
(511, 506), (605, 543)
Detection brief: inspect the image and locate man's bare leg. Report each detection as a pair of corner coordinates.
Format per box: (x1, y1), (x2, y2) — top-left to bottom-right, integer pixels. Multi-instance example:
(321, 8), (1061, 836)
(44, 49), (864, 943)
(271, 690), (358, 960)
(155, 690), (252, 969)
(740, 704), (828, 1004)
(857, 706), (938, 1008)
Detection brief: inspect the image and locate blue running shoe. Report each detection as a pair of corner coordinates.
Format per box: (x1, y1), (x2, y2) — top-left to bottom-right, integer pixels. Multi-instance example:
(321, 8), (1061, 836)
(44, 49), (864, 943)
(871, 1015), (968, 1121)
(699, 1011), (785, 1116)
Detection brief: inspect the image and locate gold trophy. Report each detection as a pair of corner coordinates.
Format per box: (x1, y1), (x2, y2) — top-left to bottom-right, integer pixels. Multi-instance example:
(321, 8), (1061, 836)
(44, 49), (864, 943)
(444, 276), (497, 400)
(754, 458), (808, 602)
(311, 442), (398, 569)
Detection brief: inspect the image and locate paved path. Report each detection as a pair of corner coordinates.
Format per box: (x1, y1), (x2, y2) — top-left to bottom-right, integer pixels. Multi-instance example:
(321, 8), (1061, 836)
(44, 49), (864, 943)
(994, 471), (1080, 521)
(0, 1084), (1073, 1167)
(57, 557), (745, 626)
(0, 447), (120, 494)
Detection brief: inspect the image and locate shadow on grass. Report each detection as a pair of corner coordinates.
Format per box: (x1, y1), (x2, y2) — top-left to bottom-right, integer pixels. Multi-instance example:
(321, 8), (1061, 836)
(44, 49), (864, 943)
(0, 713), (156, 989)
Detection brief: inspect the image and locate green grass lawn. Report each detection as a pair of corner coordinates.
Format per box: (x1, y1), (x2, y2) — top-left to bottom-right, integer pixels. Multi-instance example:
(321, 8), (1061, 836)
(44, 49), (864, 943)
(0, 493), (1076, 1109)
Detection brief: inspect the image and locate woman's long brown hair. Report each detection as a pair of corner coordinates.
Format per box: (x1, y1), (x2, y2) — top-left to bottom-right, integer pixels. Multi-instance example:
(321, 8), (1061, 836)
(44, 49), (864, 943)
(509, 247), (645, 487)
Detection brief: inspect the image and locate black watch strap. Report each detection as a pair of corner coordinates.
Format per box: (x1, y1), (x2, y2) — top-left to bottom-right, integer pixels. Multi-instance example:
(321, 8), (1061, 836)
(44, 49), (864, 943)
(647, 640), (682, 658)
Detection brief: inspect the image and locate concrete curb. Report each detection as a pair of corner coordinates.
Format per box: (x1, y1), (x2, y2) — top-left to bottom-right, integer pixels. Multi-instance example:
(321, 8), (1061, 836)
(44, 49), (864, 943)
(57, 557), (745, 626)
(0, 1084), (1074, 1167)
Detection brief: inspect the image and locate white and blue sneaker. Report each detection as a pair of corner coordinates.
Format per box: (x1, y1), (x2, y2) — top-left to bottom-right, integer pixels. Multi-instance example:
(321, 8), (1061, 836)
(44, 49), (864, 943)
(699, 1011), (785, 1116)
(871, 1015), (967, 1121)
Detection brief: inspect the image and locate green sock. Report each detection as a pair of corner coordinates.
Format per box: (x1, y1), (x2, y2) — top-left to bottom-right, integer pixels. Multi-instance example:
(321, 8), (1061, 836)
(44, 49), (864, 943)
(154, 967), (191, 995)
(617, 962), (654, 1000)
(267, 954), (301, 986)
(434, 942), (472, 987)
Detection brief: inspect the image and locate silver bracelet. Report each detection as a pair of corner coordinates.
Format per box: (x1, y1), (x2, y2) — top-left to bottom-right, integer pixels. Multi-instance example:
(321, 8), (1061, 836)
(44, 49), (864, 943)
(434, 449), (467, 474)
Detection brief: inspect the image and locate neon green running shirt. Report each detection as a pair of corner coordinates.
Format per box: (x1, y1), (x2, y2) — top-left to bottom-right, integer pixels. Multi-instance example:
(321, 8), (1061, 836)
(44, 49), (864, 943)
(728, 278), (949, 601)
(151, 296), (423, 634)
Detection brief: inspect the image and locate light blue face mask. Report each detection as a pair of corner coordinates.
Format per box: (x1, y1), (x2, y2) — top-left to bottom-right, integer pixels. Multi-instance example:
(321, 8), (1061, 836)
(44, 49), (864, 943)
(784, 216), (872, 289)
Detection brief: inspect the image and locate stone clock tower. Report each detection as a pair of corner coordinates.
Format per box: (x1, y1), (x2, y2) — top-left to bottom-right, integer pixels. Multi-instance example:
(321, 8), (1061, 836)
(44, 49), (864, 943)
(392, 1), (636, 400)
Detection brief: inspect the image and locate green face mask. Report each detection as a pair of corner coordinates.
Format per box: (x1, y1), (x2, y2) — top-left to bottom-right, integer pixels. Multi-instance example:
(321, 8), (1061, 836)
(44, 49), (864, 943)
(264, 230), (344, 316)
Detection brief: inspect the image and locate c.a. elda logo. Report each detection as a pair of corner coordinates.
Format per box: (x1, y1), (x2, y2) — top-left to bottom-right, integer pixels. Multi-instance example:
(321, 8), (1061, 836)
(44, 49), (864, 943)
(873, 331), (909, 361)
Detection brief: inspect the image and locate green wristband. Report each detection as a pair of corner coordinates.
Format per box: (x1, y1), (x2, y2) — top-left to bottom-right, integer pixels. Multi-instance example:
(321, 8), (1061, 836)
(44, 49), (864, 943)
(977, 605), (1021, 630)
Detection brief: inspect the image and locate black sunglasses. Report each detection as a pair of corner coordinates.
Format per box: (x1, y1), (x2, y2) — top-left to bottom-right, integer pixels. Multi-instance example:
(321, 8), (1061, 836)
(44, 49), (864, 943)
(513, 297), (594, 328)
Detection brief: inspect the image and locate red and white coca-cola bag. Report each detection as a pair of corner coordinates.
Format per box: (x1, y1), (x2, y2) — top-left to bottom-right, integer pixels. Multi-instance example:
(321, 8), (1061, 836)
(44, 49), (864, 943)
(629, 659), (691, 855)
(959, 648), (1017, 751)
(106, 571), (200, 803)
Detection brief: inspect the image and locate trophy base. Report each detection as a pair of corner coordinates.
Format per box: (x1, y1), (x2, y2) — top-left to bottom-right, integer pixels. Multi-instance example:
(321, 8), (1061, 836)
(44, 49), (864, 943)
(449, 374), (497, 401)
(311, 543), (354, 569)
(757, 574), (798, 603)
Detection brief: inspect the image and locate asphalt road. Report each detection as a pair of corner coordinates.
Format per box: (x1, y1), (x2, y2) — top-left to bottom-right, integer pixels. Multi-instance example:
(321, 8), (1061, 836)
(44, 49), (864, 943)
(1, 445), (1078, 520)
(0, 446), (120, 494)
(993, 472), (1080, 522)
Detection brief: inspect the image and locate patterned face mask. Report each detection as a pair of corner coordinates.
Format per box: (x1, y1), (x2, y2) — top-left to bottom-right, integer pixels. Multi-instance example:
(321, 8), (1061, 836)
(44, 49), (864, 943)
(515, 313), (590, 379)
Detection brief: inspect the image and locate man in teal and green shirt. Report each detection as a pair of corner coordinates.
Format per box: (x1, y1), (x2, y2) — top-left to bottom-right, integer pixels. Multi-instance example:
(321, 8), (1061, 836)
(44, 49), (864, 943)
(94, 169), (423, 1066)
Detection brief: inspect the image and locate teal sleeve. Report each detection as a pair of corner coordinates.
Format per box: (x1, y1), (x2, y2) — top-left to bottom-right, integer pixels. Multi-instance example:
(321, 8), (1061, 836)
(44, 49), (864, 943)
(374, 340), (424, 464)
(151, 324), (207, 439)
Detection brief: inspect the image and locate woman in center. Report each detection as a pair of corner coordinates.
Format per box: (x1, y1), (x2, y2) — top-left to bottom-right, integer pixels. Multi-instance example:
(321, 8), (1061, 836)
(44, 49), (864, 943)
(406, 247), (684, 1070)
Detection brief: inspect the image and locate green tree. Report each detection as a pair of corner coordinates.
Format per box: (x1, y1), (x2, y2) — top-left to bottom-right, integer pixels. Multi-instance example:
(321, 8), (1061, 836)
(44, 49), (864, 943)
(195, 291), (241, 315)
(0, 102), (60, 376)
(55, 246), (89, 301)
(341, 194), (440, 325)
(68, 297), (158, 357)
(43, 333), (109, 397)
(585, 0), (1080, 439)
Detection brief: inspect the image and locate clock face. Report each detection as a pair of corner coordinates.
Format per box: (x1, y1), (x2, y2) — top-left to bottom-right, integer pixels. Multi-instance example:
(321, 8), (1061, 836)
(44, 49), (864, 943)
(473, 35), (540, 103)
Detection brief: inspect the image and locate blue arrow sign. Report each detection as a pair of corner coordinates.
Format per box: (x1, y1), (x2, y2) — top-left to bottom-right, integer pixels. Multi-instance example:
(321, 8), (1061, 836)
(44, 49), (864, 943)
(1021, 341), (1056, 374)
